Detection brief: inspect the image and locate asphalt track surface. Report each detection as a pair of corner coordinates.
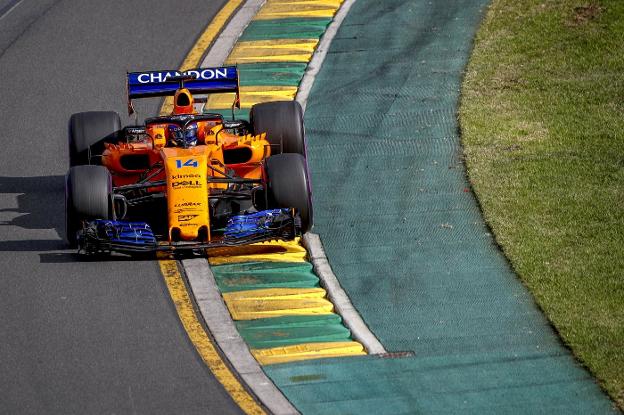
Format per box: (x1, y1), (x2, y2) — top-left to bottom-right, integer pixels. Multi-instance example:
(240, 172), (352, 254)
(0, 1), (243, 413)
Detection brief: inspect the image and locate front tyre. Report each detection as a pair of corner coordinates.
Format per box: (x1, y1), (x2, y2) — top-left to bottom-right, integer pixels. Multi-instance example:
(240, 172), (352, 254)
(265, 153), (313, 233)
(65, 165), (114, 246)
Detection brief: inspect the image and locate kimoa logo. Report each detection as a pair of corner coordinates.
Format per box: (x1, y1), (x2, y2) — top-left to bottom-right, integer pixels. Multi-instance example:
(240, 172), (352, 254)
(171, 174), (201, 180)
(137, 68), (229, 84)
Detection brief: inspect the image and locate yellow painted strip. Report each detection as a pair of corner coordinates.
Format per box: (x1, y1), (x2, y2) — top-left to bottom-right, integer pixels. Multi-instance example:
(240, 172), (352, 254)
(228, 52), (313, 63)
(160, 0), (243, 115)
(206, 86), (298, 110)
(159, 260), (266, 415)
(208, 238), (307, 265)
(252, 341), (366, 365)
(208, 238), (306, 258)
(230, 38), (320, 48)
(209, 251), (307, 265)
(255, 0), (342, 20)
(226, 39), (318, 64)
(224, 287), (327, 302)
(260, 0), (343, 6)
(225, 295), (334, 320)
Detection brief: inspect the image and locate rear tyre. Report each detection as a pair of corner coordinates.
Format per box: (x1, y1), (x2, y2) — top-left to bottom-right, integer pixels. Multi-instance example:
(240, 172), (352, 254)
(65, 165), (114, 246)
(69, 111), (121, 166)
(250, 101), (305, 155)
(265, 153), (313, 233)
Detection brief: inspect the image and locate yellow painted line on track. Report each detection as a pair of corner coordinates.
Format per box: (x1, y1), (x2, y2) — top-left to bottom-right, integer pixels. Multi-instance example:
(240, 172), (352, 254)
(252, 341), (366, 365)
(158, 260), (266, 415)
(207, 86), (299, 109)
(225, 295), (334, 320)
(208, 237), (306, 258)
(209, 250), (307, 265)
(226, 39), (319, 64)
(208, 238), (308, 265)
(160, 0), (244, 115)
(255, 0), (342, 20)
(224, 287), (328, 301)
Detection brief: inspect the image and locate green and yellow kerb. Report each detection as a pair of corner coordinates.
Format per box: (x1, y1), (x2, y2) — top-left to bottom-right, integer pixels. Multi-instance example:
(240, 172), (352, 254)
(208, 239), (365, 365)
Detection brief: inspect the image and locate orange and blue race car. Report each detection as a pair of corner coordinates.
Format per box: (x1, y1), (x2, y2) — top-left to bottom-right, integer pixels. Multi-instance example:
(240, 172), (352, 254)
(65, 66), (312, 255)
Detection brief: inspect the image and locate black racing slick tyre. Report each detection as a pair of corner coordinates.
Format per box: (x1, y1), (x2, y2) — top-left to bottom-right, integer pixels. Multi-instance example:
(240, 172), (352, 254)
(69, 111), (121, 166)
(265, 153), (313, 233)
(250, 101), (305, 155)
(65, 165), (114, 246)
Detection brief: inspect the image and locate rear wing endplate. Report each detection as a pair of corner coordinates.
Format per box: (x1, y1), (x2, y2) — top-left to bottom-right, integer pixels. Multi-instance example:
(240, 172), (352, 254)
(126, 66), (240, 114)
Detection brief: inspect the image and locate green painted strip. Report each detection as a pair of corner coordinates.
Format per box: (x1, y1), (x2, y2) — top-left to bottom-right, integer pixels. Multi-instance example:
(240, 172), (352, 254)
(237, 315), (352, 349)
(238, 62), (308, 86)
(214, 271), (320, 293)
(237, 314), (343, 329)
(213, 261), (314, 274)
(240, 18), (332, 40)
(205, 108), (250, 120)
(213, 260), (319, 293)
(206, 64), (309, 120)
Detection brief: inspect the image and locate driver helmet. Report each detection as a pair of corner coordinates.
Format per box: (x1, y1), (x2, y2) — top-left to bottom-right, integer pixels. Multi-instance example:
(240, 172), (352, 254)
(168, 123), (198, 147)
(172, 88), (194, 115)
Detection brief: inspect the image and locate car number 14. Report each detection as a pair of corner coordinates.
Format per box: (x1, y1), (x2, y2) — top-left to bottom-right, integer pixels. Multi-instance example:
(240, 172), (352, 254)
(176, 159), (198, 168)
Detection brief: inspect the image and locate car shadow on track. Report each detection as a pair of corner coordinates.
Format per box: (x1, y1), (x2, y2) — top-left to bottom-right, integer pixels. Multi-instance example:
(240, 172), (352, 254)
(0, 175), (67, 254)
(0, 175), (196, 263)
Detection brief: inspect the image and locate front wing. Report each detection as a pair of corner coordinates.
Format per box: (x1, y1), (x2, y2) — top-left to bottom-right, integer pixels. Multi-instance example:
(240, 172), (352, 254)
(77, 209), (299, 255)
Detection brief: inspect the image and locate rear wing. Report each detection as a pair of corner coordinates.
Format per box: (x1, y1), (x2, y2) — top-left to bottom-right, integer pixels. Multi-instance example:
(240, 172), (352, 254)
(126, 66), (240, 114)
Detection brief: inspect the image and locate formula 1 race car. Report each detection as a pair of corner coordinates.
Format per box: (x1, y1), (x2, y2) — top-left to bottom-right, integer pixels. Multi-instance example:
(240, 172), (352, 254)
(65, 66), (313, 255)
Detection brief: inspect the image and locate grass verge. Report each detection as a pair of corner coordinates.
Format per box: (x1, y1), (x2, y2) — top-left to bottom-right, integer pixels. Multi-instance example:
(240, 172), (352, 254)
(460, 0), (624, 408)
